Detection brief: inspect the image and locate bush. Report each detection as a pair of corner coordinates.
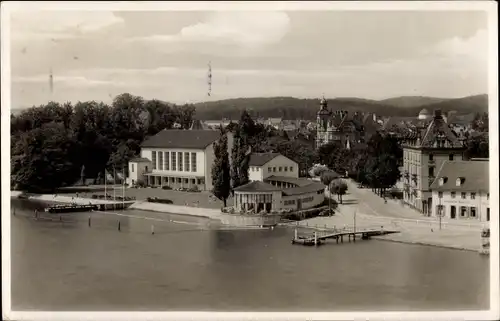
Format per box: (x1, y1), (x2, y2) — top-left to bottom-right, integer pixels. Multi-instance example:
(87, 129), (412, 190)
(162, 185), (172, 190)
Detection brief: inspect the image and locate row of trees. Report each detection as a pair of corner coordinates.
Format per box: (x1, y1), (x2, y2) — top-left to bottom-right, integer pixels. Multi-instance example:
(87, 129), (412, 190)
(11, 93), (196, 192)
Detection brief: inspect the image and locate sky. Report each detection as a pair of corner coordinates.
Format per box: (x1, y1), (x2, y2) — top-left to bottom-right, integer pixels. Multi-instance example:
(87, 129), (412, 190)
(7, 4), (491, 108)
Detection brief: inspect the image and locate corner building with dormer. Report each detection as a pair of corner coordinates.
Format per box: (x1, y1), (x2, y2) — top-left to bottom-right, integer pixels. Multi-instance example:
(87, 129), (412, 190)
(402, 109), (466, 215)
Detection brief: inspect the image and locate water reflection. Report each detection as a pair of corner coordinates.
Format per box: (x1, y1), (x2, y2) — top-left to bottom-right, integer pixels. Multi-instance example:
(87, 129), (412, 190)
(10, 200), (489, 311)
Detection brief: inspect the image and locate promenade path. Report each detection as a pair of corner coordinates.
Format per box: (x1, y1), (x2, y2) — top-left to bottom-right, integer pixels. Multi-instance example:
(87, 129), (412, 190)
(292, 179), (486, 251)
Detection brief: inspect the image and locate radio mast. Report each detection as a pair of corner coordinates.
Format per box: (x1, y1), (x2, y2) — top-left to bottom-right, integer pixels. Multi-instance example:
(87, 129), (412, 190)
(207, 61), (212, 97)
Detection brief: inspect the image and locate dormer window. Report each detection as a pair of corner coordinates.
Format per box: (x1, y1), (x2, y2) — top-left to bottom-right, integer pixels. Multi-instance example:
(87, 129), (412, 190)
(439, 177), (448, 186)
(456, 177), (465, 186)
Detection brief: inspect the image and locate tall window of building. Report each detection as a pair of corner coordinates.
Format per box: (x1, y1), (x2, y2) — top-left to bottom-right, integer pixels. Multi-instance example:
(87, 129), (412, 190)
(487, 193), (490, 200)
(158, 152), (163, 170)
(451, 192), (456, 198)
(191, 153), (197, 172)
(268, 167), (272, 172)
(449, 154), (454, 161)
(273, 167), (276, 172)
(171, 152), (176, 171)
(461, 192), (466, 199)
(152, 151), (157, 170)
(284, 166), (288, 172)
(429, 167), (434, 177)
(471, 192), (476, 199)
(178, 152), (183, 171)
(131, 164), (135, 172)
(429, 154), (434, 161)
(164, 152), (169, 170)
(438, 191), (443, 198)
(290, 166), (293, 172)
(184, 152), (190, 172)
(279, 167), (282, 172)
(460, 206), (467, 217)
(470, 207), (477, 218)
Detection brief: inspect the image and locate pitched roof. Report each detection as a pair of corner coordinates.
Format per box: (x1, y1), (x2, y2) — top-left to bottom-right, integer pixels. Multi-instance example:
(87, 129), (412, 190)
(420, 110), (463, 148)
(141, 129), (220, 149)
(233, 181), (282, 192)
(129, 157), (151, 163)
(248, 152), (281, 166)
(430, 160), (489, 192)
(282, 181), (325, 196)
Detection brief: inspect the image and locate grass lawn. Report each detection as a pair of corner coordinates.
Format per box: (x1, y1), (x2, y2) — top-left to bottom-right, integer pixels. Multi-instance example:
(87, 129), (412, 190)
(77, 186), (233, 209)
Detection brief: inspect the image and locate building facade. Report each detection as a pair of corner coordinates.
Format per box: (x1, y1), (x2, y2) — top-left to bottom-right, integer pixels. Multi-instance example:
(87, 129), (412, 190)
(402, 109), (466, 215)
(248, 153), (299, 182)
(127, 129), (230, 191)
(234, 153), (325, 213)
(430, 160), (490, 222)
(315, 97), (369, 149)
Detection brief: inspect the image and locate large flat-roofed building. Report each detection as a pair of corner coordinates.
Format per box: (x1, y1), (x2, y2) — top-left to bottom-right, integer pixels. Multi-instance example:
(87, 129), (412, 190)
(430, 160), (490, 222)
(127, 129), (226, 191)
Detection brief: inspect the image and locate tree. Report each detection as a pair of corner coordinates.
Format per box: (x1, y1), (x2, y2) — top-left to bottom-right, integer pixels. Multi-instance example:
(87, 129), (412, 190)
(230, 127), (250, 190)
(320, 170), (340, 186)
(211, 129), (231, 207)
(330, 179), (348, 204)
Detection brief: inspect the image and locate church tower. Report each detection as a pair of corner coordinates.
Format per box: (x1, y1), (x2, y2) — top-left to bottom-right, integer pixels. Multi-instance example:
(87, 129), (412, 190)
(316, 96), (332, 149)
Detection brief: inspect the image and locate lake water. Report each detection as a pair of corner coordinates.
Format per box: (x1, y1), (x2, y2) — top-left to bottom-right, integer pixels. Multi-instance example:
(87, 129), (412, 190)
(10, 200), (489, 311)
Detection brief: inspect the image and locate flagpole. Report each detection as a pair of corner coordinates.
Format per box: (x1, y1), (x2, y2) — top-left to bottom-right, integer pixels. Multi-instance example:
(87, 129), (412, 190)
(122, 165), (125, 211)
(113, 167), (116, 211)
(104, 169), (107, 211)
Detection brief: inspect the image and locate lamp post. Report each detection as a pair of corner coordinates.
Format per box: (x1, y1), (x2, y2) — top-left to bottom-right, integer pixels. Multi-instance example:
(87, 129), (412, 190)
(438, 192), (443, 230)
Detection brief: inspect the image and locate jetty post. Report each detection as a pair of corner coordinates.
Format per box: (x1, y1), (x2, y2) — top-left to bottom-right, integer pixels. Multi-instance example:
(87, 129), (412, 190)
(88, 216), (91, 227)
(151, 224), (155, 235)
(314, 232), (318, 246)
(118, 220), (121, 231)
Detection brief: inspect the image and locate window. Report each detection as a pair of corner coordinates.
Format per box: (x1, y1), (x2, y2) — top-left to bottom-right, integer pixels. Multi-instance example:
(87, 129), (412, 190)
(449, 154), (454, 161)
(429, 167), (434, 177)
(302, 196), (314, 203)
(158, 152), (163, 170)
(152, 151), (157, 170)
(461, 192), (466, 199)
(460, 206), (467, 217)
(268, 167), (272, 172)
(184, 152), (190, 171)
(191, 179), (196, 185)
(256, 167), (259, 171)
(185, 178), (189, 184)
(487, 193), (490, 200)
(273, 167), (276, 172)
(284, 166), (288, 172)
(177, 178), (181, 183)
(471, 193), (476, 199)
(487, 208), (490, 221)
(178, 152), (183, 171)
(451, 192), (456, 199)
(251, 167), (255, 172)
(131, 164), (135, 172)
(164, 152), (169, 170)
(290, 166), (293, 172)
(438, 192), (443, 198)
(191, 153), (197, 172)
(317, 190), (323, 195)
(171, 152), (176, 171)
(429, 154), (434, 161)
(284, 200), (295, 205)
(279, 166), (282, 172)
(470, 207), (477, 218)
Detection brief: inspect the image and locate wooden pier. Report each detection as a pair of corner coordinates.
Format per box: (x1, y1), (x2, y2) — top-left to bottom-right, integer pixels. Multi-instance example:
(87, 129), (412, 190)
(291, 228), (400, 246)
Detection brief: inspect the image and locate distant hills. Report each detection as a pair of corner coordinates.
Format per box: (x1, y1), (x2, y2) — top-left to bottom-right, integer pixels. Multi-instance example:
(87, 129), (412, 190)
(10, 94), (488, 121)
(194, 94), (488, 120)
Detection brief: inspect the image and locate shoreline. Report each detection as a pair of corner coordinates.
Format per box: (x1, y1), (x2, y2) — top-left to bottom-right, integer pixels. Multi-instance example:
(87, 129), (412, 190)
(11, 191), (485, 252)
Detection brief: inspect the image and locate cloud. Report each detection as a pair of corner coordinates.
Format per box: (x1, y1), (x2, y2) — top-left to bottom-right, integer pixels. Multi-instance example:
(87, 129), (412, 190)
(424, 28), (488, 63)
(11, 11), (124, 41)
(12, 75), (113, 87)
(129, 11), (291, 49)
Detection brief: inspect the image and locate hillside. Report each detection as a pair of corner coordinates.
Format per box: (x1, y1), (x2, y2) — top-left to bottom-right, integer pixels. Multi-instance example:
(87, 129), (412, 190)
(194, 94), (488, 120)
(380, 96), (449, 108)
